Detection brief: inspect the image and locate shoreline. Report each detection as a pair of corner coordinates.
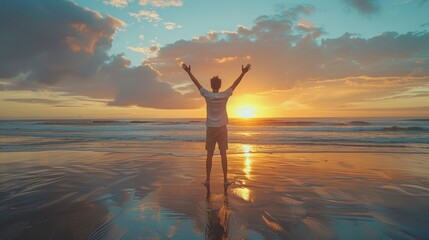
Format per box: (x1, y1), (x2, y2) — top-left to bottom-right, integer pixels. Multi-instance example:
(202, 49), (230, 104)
(1, 138), (428, 155)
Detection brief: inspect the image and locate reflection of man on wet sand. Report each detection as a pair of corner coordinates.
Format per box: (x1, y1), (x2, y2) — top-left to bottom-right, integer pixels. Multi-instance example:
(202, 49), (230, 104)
(204, 184), (230, 239)
(182, 63), (251, 186)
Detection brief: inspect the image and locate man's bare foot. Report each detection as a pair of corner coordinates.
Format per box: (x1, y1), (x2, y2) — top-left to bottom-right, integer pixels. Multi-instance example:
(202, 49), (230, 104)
(224, 180), (233, 186)
(203, 180), (210, 187)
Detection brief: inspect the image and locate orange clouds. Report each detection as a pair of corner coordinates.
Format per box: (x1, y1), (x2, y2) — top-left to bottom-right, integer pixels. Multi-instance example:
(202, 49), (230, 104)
(143, 5), (429, 115)
(215, 57), (238, 63)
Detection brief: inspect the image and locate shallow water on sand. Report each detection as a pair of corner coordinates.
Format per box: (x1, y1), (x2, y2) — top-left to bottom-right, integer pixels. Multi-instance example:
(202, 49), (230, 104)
(1, 142), (429, 239)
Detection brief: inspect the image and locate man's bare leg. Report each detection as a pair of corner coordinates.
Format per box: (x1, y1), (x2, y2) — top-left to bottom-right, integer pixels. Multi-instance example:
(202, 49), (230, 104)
(220, 149), (232, 185)
(204, 149), (214, 186)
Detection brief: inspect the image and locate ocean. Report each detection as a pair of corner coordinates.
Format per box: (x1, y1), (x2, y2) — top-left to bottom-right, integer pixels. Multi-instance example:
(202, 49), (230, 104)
(1, 117), (428, 154)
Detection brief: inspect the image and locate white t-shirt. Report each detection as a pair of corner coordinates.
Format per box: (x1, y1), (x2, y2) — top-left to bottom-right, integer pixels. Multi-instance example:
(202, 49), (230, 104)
(199, 87), (233, 127)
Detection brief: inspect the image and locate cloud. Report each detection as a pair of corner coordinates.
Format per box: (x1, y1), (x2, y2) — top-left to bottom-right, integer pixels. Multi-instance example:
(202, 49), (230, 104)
(421, 22), (429, 28)
(103, 0), (130, 8)
(0, 0), (199, 109)
(128, 44), (160, 58)
(128, 47), (148, 54)
(64, 54), (195, 108)
(395, 0), (428, 5)
(296, 19), (316, 31)
(129, 11), (183, 30)
(144, 4), (429, 110)
(215, 57), (239, 63)
(139, 0), (183, 7)
(59, 54), (197, 108)
(164, 22), (182, 30)
(45, 54), (198, 109)
(104, 0), (184, 8)
(0, 0), (124, 84)
(130, 10), (162, 22)
(103, 0), (184, 9)
(342, 0), (380, 15)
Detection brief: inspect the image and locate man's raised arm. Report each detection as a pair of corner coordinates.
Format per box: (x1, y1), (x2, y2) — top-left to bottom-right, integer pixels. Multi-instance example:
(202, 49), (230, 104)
(182, 63), (202, 89)
(230, 64), (251, 91)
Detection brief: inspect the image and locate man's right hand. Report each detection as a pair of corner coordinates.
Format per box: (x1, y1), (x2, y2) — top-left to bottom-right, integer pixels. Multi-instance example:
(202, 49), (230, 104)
(182, 63), (191, 73)
(242, 64), (251, 74)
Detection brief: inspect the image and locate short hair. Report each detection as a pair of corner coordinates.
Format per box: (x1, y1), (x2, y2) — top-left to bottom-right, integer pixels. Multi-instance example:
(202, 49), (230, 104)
(210, 76), (221, 90)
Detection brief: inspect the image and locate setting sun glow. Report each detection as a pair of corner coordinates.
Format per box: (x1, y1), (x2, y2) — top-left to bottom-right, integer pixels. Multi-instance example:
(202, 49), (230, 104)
(236, 106), (256, 118)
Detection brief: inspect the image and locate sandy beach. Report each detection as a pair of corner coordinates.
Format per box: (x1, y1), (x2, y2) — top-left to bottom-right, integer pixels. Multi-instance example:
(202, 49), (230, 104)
(1, 139), (429, 239)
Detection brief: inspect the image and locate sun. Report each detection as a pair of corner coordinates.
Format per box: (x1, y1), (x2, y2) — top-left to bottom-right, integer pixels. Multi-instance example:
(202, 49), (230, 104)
(237, 106), (256, 118)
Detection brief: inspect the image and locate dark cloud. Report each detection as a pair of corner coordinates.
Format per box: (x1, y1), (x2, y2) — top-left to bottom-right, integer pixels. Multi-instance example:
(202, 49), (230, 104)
(0, 0), (122, 83)
(94, 55), (198, 109)
(51, 54), (200, 109)
(342, 0), (380, 15)
(0, 0), (198, 109)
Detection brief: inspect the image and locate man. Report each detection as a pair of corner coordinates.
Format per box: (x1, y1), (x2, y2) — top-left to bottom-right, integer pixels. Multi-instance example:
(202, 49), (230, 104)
(182, 63), (251, 186)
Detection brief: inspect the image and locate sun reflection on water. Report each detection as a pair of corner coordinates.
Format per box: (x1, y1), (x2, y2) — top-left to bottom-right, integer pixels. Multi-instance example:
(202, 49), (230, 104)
(232, 187), (252, 202)
(242, 144), (253, 180)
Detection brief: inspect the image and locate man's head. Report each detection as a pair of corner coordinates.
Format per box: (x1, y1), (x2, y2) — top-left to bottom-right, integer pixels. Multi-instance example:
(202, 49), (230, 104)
(210, 76), (221, 90)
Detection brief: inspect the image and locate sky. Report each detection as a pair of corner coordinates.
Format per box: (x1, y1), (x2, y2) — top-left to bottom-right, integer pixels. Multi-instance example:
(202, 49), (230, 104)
(0, 0), (428, 119)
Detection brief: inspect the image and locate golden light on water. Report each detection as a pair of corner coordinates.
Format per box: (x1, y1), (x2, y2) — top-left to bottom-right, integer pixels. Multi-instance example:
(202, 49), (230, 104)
(232, 187), (252, 202)
(242, 144), (253, 180)
(236, 106), (256, 118)
(244, 158), (251, 176)
(243, 144), (251, 156)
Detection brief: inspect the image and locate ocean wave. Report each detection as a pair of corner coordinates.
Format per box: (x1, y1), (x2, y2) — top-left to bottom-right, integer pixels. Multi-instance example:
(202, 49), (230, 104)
(2, 143), (428, 155)
(404, 119), (429, 122)
(35, 119), (205, 126)
(31, 119), (375, 127)
(1, 119), (428, 153)
(231, 119), (375, 126)
(230, 119), (320, 126)
(1, 126), (428, 143)
(348, 121), (371, 125)
(3, 119), (428, 131)
(382, 126), (424, 131)
(2, 133), (428, 150)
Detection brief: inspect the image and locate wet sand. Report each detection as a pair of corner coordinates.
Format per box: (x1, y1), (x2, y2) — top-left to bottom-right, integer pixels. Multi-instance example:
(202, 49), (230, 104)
(1, 142), (429, 239)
